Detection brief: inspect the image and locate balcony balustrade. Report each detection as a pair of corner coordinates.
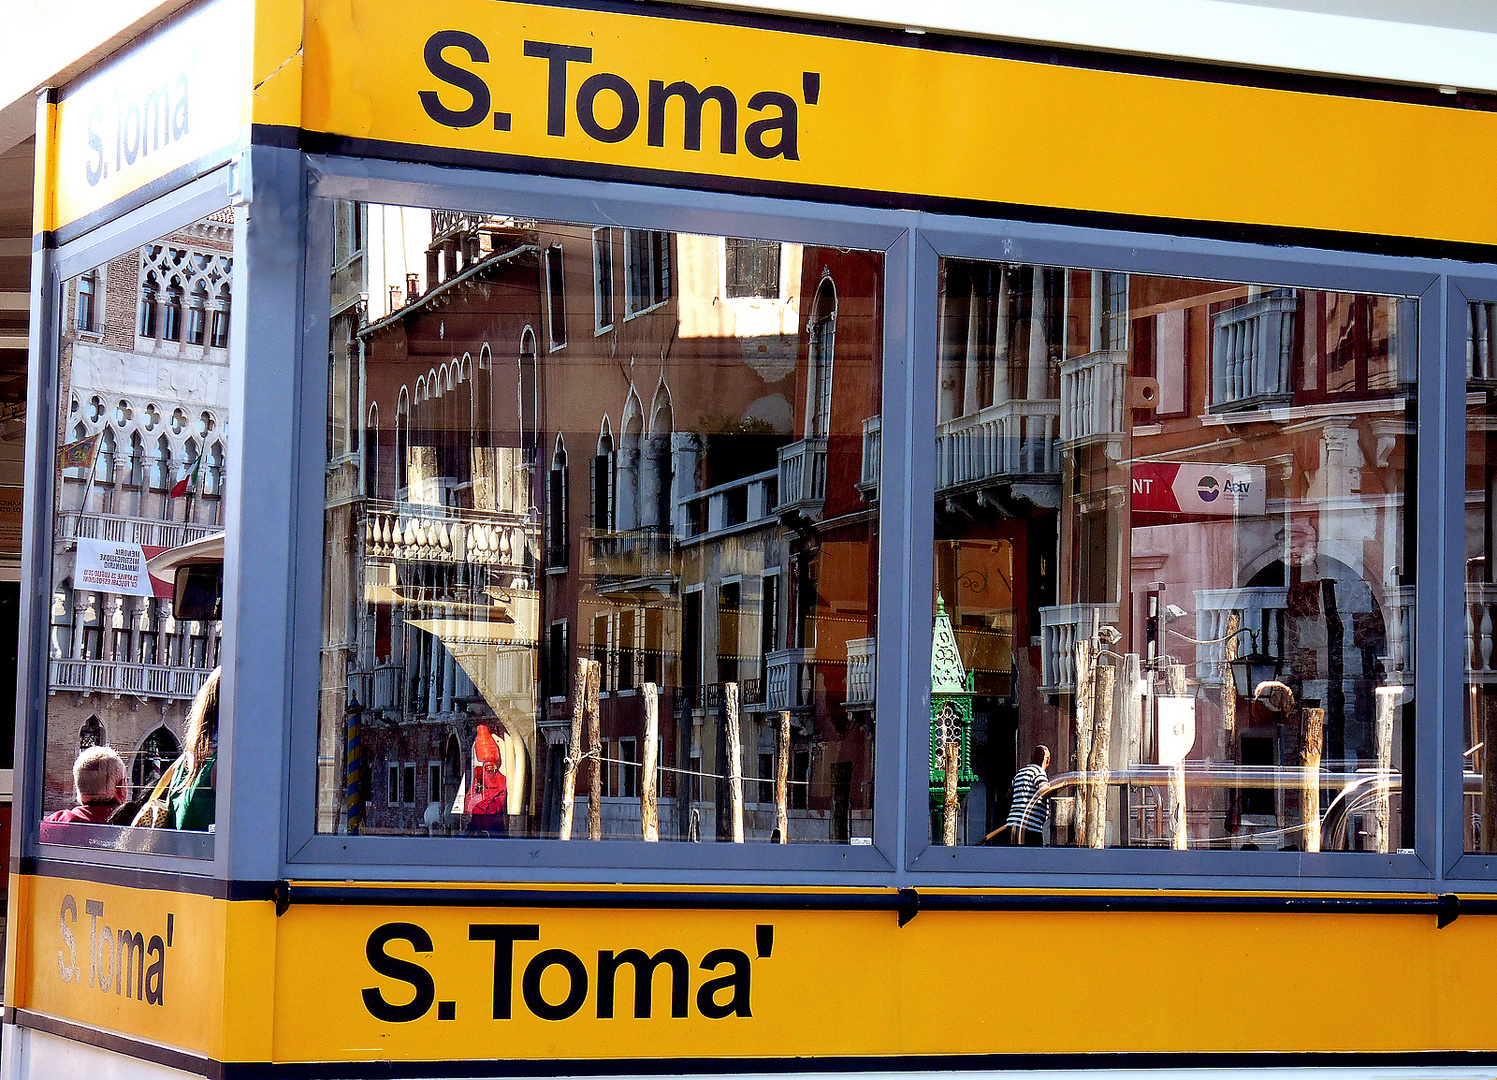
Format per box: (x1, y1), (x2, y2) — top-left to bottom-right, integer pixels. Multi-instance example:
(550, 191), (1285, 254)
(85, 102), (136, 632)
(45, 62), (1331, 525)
(858, 416), (881, 501)
(845, 637), (876, 708)
(682, 469), (777, 541)
(1059, 349), (1129, 448)
(937, 400), (1060, 492)
(1195, 583), (1423, 689)
(364, 500), (535, 570)
(777, 438), (828, 521)
(60, 511), (218, 550)
(49, 658), (212, 702)
(1039, 604), (1120, 692)
(766, 647), (817, 711)
(1210, 290), (1298, 412)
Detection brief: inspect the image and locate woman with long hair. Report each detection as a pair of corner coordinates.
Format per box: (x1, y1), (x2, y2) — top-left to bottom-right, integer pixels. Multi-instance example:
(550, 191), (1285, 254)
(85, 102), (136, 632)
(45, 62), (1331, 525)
(165, 666), (220, 831)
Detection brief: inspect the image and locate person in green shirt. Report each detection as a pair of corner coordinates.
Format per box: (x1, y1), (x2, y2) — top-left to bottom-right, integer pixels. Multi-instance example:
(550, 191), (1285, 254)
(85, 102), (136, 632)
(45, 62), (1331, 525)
(165, 667), (219, 832)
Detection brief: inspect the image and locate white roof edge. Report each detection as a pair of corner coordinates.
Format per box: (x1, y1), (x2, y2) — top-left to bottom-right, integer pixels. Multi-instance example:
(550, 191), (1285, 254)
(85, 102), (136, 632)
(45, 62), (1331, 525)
(688, 0), (1497, 94)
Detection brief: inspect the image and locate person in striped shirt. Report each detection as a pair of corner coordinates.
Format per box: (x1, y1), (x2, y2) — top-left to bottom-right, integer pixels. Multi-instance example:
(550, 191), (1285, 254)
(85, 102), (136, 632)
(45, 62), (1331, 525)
(1003, 745), (1051, 846)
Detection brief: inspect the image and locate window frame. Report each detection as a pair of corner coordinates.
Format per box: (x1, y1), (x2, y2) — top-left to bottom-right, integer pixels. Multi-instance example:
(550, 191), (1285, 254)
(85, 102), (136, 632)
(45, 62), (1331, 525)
(905, 216), (1444, 888)
(285, 153), (1473, 893)
(294, 158), (905, 880)
(21, 165), (237, 872)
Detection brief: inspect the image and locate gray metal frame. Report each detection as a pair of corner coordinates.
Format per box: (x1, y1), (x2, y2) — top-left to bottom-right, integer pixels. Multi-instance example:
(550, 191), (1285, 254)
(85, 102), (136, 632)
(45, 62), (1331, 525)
(287, 156), (909, 881)
(903, 214), (1448, 890)
(16, 164), (236, 872)
(1439, 271), (1497, 881)
(279, 152), (1489, 892)
(22, 142), (1497, 894)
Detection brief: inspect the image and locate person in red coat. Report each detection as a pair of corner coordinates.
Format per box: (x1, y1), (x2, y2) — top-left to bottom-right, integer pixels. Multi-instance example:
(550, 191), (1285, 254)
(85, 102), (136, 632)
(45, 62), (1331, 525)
(45, 745), (129, 824)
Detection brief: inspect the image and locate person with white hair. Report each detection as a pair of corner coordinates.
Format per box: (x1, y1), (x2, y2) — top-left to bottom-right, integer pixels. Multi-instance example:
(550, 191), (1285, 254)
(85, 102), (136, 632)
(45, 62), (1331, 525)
(45, 745), (128, 824)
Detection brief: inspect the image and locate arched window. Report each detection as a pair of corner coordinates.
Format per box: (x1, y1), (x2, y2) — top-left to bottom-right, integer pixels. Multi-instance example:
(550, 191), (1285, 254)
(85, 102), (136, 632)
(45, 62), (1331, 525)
(79, 716), (104, 751)
(139, 271), (159, 337)
(95, 429), (116, 511)
(548, 436), (568, 568)
(132, 727), (180, 798)
(162, 283), (184, 341)
(396, 387), (410, 492)
(150, 434), (171, 491)
(63, 422), (90, 483)
(181, 438), (199, 495)
(593, 420), (615, 531)
(186, 282), (208, 345)
(210, 282), (231, 348)
(807, 279), (837, 438)
(204, 441), (225, 498)
(617, 390), (642, 532)
(50, 580), (74, 660)
(127, 432), (146, 488)
(518, 329), (539, 459)
(645, 383), (674, 530)
(365, 402), (380, 499)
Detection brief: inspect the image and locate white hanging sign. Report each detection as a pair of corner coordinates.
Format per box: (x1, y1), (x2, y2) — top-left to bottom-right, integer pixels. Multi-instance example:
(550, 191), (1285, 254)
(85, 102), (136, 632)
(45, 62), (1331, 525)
(75, 537), (155, 597)
(1156, 695), (1197, 767)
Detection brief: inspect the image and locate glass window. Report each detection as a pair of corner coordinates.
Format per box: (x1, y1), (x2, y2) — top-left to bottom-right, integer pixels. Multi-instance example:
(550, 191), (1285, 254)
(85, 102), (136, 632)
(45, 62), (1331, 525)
(320, 203), (882, 843)
(76, 271), (97, 332)
(725, 238), (782, 300)
(593, 227), (615, 332)
(930, 259), (1414, 854)
(40, 209), (233, 855)
(1467, 296), (1497, 854)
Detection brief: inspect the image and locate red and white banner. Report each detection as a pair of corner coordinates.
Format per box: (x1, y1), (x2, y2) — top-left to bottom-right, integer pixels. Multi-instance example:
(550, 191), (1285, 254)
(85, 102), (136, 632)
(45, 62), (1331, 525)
(75, 537), (174, 598)
(1131, 461), (1267, 516)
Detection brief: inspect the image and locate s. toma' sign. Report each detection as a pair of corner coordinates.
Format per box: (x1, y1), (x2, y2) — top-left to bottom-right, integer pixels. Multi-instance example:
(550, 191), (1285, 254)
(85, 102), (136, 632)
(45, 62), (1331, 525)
(419, 30), (819, 160)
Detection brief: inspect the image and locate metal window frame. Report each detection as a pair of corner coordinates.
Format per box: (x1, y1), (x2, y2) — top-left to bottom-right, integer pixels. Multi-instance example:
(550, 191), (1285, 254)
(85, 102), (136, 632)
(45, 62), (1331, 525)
(902, 213), (1449, 890)
(29, 145), (1482, 891)
(1439, 271), (1497, 882)
(16, 164), (237, 874)
(287, 154), (908, 882)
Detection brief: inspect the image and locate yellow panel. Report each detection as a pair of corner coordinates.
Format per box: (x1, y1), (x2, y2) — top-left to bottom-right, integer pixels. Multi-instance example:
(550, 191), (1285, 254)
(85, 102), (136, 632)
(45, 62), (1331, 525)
(267, 0), (1497, 246)
(268, 896), (1497, 1063)
(48, 0), (254, 233)
(13, 875), (232, 1058)
(11, 874), (1497, 1066)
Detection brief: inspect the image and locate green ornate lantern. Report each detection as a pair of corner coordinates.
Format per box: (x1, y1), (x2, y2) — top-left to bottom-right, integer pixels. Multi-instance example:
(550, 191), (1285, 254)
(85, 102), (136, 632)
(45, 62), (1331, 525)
(930, 594), (979, 801)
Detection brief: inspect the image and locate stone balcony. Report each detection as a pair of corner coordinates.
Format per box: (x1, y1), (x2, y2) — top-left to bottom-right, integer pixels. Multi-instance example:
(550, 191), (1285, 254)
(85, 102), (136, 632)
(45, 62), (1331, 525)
(766, 647), (817, 711)
(1209, 290), (1298, 412)
(857, 416), (881, 501)
(937, 399), (1060, 493)
(777, 438), (828, 522)
(59, 510), (218, 550)
(1039, 603), (1121, 693)
(50, 658), (212, 702)
(845, 636), (875, 708)
(1060, 349), (1129, 448)
(682, 468), (777, 542)
(363, 499), (535, 572)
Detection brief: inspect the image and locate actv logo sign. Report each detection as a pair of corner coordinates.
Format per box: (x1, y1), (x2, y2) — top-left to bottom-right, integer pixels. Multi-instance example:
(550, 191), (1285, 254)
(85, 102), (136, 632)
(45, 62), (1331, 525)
(1131, 462), (1266, 517)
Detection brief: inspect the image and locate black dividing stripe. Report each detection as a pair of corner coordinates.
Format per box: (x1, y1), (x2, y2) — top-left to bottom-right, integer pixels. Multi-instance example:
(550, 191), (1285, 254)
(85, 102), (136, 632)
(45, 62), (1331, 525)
(265, 125), (1497, 264)
(476, 0), (1497, 113)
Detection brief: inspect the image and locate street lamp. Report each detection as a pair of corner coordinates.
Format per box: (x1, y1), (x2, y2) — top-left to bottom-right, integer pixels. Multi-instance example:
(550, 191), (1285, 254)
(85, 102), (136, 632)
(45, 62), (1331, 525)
(1228, 638), (1280, 701)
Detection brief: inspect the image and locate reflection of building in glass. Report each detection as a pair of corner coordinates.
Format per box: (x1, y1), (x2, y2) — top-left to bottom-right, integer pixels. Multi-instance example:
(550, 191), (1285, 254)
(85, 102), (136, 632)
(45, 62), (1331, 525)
(936, 265), (1413, 851)
(320, 204), (881, 841)
(44, 213), (232, 813)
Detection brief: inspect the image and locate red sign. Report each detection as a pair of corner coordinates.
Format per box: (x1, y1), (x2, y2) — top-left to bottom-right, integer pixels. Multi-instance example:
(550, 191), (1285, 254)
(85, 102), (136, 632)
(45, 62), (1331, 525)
(1131, 462), (1266, 516)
